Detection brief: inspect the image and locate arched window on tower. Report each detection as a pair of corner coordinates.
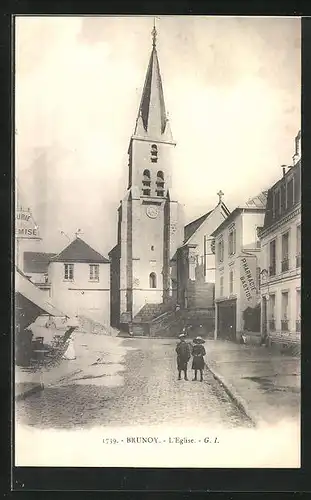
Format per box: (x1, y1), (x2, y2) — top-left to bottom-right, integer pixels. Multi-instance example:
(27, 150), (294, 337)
(149, 272), (157, 288)
(142, 169), (151, 196)
(150, 144), (158, 163)
(156, 170), (165, 197)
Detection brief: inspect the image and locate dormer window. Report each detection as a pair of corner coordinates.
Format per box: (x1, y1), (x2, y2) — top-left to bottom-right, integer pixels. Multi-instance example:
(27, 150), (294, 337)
(273, 189), (281, 218)
(287, 177), (294, 208)
(150, 144), (158, 163)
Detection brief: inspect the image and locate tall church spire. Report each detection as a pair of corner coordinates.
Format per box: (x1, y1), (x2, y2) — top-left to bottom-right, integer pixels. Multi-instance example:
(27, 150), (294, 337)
(134, 24), (172, 141)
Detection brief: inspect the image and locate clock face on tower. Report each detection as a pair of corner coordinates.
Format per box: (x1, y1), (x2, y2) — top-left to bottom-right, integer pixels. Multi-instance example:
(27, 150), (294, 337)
(146, 205), (159, 219)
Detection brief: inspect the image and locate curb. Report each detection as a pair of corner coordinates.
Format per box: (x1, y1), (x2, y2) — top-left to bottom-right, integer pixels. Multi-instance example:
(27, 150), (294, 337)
(15, 383), (44, 401)
(205, 362), (259, 427)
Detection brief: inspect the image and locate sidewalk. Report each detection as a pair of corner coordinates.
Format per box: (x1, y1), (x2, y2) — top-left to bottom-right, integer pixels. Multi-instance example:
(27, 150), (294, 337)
(205, 339), (301, 427)
(15, 332), (120, 400)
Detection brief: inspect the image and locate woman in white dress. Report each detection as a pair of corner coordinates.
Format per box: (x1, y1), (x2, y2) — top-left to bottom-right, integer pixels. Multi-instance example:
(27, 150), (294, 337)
(63, 336), (76, 360)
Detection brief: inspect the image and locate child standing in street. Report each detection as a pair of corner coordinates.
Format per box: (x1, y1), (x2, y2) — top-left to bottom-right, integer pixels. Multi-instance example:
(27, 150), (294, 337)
(191, 336), (206, 382)
(175, 333), (191, 381)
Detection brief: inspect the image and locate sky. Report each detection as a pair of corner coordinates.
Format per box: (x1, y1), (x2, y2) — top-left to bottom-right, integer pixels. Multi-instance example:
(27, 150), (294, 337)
(15, 16), (301, 256)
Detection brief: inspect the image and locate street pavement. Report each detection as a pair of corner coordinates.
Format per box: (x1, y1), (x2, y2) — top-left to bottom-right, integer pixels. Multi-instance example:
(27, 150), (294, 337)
(16, 336), (253, 429)
(207, 340), (300, 427)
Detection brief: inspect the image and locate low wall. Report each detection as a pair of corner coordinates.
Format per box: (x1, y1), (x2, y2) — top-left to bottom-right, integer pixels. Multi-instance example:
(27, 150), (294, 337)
(77, 315), (119, 336)
(132, 310), (178, 337)
(268, 331), (301, 356)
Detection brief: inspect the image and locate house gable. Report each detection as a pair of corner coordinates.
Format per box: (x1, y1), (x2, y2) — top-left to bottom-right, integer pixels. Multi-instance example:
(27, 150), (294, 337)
(51, 237), (109, 264)
(184, 203), (230, 250)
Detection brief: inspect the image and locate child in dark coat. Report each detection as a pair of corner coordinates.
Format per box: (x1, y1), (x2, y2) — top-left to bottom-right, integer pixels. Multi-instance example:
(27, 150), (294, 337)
(191, 336), (206, 381)
(176, 334), (191, 380)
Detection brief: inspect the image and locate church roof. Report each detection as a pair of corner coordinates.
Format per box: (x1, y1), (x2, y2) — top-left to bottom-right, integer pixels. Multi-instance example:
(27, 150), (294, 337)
(51, 237), (109, 264)
(184, 211), (213, 243)
(24, 252), (57, 274)
(134, 28), (168, 139)
(184, 201), (231, 244)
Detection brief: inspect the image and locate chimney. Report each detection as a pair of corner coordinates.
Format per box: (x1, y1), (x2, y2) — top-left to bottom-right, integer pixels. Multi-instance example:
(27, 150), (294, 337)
(281, 165), (287, 178)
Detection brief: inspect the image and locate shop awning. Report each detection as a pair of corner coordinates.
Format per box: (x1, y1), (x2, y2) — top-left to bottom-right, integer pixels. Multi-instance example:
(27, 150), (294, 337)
(15, 266), (70, 318)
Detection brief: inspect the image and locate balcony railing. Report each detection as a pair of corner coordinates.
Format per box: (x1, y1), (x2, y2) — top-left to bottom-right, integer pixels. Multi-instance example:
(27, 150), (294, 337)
(281, 258), (289, 272)
(296, 320), (301, 332)
(269, 319), (275, 331)
(296, 254), (301, 268)
(269, 264), (276, 277)
(281, 319), (289, 331)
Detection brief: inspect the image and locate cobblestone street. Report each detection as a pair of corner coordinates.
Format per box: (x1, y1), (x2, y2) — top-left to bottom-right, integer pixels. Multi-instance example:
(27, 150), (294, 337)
(16, 337), (252, 429)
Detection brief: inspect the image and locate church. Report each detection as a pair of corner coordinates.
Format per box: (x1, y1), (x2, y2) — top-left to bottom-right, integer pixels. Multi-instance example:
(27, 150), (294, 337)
(109, 26), (230, 335)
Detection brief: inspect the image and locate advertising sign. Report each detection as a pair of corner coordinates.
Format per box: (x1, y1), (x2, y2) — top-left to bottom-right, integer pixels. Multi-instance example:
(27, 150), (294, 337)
(15, 209), (40, 238)
(240, 256), (258, 307)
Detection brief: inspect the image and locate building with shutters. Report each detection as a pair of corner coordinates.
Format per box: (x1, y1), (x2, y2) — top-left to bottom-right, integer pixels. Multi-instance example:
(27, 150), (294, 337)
(49, 236), (110, 326)
(212, 193), (267, 342)
(258, 131), (301, 347)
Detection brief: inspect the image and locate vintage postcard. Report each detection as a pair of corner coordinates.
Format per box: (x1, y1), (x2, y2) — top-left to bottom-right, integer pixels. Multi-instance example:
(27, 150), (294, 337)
(14, 15), (301, 469)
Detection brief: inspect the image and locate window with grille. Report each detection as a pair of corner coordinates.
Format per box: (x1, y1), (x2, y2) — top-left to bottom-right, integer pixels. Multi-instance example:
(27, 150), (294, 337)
(156, 170), (165, 196)
(281, 291), (289, 330)
(142, 169), (151, 196)
(268, 294), (276, 331)
(89, 264), (99, 281)
(64, 264), (74, 281)
(218, 239), (224, 263)
(269, 239), (276, 276)
(150, 144), (158, 163)
(220, 276), (224, 296)
(228, 228), (236, 255)
(229, 269), (234, 294)
(281, 231), (290, 272)
(143, 169), (151, 185)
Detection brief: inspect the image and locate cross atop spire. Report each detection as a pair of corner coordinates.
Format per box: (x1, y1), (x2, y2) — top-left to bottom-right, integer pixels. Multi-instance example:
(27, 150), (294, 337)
(133, 21), (173, 141)
(152, 19), (157, 48)
(217, 190), (224, 204)
(75, 228), (84, 238)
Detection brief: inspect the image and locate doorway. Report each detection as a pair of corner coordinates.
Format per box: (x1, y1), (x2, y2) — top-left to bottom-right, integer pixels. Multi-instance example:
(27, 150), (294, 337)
(217, 300), (237, 341)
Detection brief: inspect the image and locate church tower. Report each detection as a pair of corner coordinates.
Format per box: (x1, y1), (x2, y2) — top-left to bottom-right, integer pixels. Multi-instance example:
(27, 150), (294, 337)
(110, 25), (184, 328)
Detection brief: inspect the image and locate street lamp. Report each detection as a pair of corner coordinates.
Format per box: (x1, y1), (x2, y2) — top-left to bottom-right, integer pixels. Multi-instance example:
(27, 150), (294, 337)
(259, 268), (269, 298)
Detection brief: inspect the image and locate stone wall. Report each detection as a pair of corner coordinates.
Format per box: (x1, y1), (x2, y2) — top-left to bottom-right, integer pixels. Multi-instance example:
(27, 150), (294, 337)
(187, 281), (215, 309)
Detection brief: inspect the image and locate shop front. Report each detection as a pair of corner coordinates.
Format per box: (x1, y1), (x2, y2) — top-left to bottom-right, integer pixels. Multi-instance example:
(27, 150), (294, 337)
(216, 299), (237, 340)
